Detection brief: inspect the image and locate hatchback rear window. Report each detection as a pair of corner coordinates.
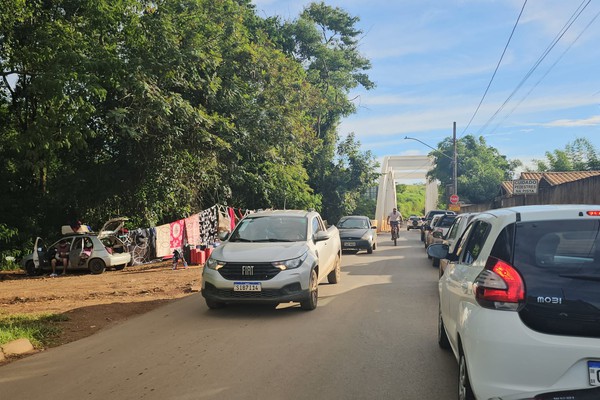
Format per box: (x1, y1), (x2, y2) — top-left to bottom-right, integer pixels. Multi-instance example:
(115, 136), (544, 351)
(437, 216), (456, 228)
(514, 220), (600, 269)
(514, 219), (600, 338)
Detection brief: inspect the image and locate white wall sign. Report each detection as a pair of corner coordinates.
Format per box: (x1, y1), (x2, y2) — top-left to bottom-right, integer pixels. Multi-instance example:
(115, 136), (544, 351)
(513, 179), (539, 195)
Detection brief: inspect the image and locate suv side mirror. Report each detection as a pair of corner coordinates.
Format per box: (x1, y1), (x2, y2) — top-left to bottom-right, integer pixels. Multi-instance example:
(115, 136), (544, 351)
(314, 231), (330, 242)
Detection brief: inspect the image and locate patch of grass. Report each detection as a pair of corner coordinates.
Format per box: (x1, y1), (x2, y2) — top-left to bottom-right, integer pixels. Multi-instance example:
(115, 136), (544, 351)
(0, 314), (69, 348)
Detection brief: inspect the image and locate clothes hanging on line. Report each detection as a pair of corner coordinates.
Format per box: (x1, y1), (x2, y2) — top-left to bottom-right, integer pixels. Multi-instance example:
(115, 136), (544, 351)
(199, 206), (218, 245)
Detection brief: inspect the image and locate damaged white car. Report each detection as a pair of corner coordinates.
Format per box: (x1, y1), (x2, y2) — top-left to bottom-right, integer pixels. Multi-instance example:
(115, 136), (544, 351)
(20, 217), (131, 275)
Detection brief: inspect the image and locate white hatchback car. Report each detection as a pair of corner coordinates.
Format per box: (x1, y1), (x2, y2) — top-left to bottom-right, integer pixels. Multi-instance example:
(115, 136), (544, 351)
(428, 205), (600, 400)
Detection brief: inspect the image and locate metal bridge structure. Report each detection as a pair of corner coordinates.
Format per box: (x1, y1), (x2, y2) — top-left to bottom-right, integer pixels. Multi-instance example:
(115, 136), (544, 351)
(374, 155), (438, 231)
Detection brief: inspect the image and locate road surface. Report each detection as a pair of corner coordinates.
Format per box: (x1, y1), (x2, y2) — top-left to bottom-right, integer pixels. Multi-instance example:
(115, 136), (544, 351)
(1, 229), (458, 399)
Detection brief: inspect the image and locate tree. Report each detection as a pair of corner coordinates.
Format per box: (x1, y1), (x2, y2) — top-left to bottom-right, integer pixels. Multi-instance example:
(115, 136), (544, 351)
(319, 133), (379, 223)
(0, 0), (377, 257)
(427, 135), (521, 204)
(273, 2), (376, 221)
(533, 137), (600, 172)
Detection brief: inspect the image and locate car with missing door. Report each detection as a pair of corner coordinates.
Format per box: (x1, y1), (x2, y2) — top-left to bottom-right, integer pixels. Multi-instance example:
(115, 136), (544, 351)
(202, 209), (342, 311)
(428, 205), (600, 400)
(21, 217), (131, 275)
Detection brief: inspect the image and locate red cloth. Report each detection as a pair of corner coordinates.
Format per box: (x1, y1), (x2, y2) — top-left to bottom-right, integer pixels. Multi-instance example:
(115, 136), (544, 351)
(170, 219), (184, 251)
(228, 207), (236, 231)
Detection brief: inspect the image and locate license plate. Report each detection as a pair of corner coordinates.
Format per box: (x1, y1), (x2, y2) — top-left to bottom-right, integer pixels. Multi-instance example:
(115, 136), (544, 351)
(588, 361), (600, 386)
(344, 242), (356, 247)
(233, 282), (261, 292)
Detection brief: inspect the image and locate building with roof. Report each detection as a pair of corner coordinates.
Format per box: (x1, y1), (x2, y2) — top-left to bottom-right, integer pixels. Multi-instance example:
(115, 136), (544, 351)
(464, 171), (600, 213)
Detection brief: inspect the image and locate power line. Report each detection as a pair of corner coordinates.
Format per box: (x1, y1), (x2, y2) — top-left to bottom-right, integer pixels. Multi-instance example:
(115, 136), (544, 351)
(459, 0), (528, 138)
(485, 7), (600, 138)
(472, 0), (592, 138)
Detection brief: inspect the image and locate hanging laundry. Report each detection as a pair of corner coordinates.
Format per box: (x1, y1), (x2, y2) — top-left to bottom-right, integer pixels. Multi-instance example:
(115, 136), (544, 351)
(199, 206), (218, 245)
(129, 228), (156, 265)
(228, 207), (236, 231)
(155, 223), (171, 258)
(170, 219), (185, 252)
(184, 214), (201, 246)
(217, 207), (231, 236)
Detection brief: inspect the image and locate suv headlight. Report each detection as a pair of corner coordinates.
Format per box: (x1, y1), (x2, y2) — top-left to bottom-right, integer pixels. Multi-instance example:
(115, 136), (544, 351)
(206, 258), (225, 270)
(272, 252), (308, 270)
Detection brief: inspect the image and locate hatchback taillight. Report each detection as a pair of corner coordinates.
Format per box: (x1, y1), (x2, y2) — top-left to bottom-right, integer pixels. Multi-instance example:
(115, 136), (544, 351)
(474, 257), (525, 311)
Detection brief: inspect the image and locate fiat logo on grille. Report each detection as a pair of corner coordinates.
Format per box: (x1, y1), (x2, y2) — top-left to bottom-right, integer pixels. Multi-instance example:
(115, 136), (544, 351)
(241, 265), (254, 276)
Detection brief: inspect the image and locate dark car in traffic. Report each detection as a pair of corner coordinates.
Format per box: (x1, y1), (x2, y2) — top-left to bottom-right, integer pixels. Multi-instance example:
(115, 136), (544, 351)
(337, 215), (377, 254)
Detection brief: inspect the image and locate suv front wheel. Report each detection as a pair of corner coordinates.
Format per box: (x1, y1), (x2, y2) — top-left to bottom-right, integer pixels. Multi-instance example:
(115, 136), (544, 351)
(301, 269), (318, 310)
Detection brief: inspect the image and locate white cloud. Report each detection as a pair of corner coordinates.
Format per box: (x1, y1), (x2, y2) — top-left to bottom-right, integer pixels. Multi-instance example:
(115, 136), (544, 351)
(533, 115), (600, 127)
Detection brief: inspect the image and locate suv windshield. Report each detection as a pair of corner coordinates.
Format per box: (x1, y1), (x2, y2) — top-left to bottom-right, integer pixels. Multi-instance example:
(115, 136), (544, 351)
(229, 216), (308, 242)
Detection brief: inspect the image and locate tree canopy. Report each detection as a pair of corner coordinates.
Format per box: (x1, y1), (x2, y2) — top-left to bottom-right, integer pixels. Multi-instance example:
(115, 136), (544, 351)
(427, 135), (521, 204)
(0, 0), (377, 258)
(532, 137), (600, 172)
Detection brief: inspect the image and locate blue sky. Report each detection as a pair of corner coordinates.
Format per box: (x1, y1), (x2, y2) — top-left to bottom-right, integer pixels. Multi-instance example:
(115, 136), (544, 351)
(251, 0), (600, 176)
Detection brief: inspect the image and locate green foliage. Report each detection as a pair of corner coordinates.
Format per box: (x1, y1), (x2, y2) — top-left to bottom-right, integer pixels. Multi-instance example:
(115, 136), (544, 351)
(532, 137), (600, 172)
(352, 196), (377, 219)
(0, 0), (376, 248)
(274, 3), (376, 222)
(319, 134), (379, 223)
(396, 184), (426, 217)
(427, 135), (521, 204)
(0, 313), (68, 348)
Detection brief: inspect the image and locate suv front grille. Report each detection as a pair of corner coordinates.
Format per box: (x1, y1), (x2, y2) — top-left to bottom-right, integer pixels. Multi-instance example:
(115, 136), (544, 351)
(204, 282), (302, 299)
(218, 263), (281, 281)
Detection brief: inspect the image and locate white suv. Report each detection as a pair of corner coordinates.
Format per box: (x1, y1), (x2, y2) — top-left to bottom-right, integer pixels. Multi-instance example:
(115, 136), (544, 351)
(202, 210), (342, 310)
(428, 205), (600, 400)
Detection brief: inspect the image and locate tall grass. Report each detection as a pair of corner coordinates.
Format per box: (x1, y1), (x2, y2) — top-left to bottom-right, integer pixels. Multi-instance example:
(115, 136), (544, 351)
(0, 314), (68, 348)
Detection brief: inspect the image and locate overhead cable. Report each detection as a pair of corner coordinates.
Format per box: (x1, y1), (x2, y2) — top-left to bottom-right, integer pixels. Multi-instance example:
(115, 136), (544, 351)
(472, 0), (592, 138)
(486, 8), (600, 138)
(459, 0), (528, 138)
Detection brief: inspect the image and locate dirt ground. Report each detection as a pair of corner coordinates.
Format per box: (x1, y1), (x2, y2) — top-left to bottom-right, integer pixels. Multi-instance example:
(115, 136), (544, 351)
(0, 261), (202, 352)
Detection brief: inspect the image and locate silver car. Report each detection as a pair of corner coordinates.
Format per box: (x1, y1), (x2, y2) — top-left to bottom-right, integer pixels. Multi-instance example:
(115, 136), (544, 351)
(21, 217), (131, 275)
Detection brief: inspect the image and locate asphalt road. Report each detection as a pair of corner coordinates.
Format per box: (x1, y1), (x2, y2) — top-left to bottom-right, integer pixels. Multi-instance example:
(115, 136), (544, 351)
(1, 229), (458, 400)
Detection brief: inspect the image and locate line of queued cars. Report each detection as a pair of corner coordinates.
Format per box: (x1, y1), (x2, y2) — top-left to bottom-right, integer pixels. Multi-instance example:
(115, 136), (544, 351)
(427, 205), (600, 400)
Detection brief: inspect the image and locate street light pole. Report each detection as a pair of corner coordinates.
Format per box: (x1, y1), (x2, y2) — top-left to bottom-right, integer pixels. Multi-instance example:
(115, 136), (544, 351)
(404, 136), (453, 162)
(404, 132), (458, 198)
(453, 122), (457, 196)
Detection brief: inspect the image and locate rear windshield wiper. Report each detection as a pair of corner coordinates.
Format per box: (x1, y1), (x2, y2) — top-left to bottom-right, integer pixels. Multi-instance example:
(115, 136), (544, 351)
(230, 238), (253, 242)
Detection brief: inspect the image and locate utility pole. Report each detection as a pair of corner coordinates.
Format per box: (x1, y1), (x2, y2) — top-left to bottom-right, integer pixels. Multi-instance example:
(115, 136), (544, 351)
(453, 122), (457, 196)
